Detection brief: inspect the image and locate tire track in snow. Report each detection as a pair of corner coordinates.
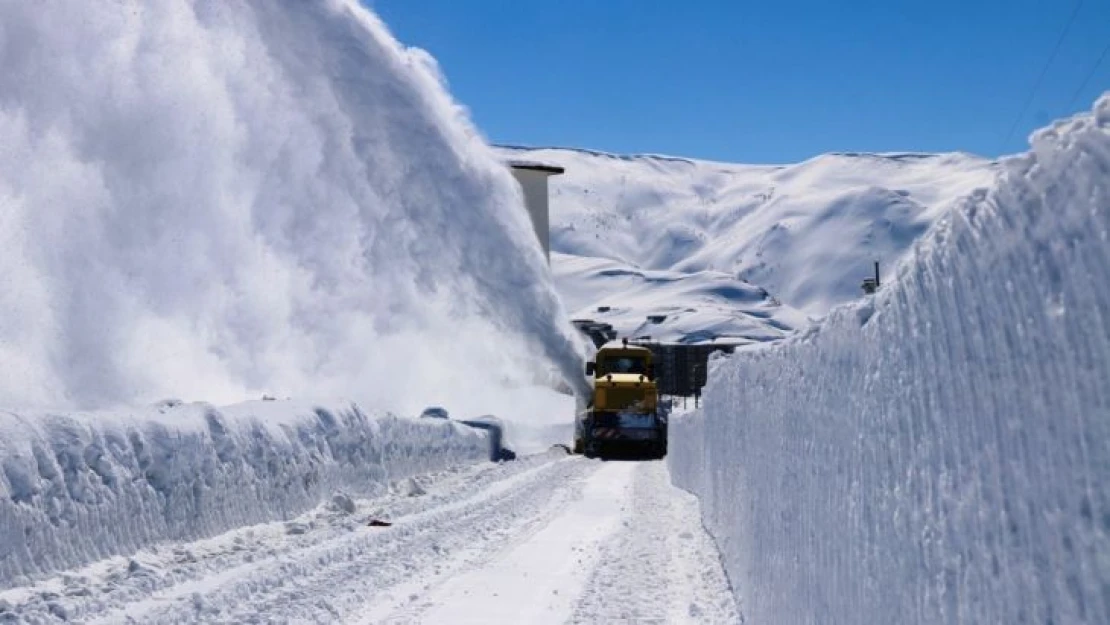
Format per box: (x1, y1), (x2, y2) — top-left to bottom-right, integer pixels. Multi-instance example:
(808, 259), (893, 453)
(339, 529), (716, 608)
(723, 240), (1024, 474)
(1, 455), (739, 624)
(377, 461), (638, 625)
(371, 460), (739, 625)
(568, 461), (739, 625)
(100, 454), (594, 624)
(0, 451), (593, 624)
(205, 456), (597, 625)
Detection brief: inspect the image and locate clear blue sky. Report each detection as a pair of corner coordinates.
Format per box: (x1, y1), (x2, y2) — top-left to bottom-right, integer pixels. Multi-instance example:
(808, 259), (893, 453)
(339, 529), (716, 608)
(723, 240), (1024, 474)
(367, 0), (1110, 164)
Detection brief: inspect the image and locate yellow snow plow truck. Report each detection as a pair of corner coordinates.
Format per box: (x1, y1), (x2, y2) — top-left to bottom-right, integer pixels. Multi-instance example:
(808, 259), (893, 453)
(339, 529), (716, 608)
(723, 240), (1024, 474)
(574, 339), (667, 459)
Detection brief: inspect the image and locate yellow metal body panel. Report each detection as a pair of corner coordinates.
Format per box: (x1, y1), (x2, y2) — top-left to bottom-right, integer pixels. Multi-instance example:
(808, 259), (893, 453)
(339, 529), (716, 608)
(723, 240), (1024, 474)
(591, 345), (657, 413)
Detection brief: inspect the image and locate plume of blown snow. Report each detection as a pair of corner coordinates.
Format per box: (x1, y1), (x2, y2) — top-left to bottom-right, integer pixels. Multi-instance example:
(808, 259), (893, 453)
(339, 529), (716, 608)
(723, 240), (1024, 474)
(0, 0), (587, 415)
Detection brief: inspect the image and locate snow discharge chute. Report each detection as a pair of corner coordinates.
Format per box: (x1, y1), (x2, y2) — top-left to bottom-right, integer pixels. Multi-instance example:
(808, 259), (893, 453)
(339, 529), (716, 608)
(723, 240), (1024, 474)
(0, 0), (587, 414)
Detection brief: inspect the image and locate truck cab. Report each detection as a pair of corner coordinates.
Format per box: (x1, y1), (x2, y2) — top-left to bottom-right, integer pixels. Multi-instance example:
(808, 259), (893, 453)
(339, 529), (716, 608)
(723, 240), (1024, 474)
(576, 339), (667, 459)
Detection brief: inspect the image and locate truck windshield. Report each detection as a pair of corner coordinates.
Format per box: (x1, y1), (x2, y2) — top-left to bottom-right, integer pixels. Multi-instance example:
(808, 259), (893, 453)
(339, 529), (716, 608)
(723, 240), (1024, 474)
(600, 356), (647, 374)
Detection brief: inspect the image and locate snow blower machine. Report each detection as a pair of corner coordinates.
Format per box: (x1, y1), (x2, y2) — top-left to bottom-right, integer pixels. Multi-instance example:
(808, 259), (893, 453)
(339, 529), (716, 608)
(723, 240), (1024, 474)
(574, 338), (667, 460)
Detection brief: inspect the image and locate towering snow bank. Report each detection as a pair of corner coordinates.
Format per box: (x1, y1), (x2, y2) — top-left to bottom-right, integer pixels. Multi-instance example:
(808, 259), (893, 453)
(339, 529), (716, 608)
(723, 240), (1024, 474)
(0, 400), (489, 588)
(0, 0), (586, 414)
(670, 95), (1110, 625)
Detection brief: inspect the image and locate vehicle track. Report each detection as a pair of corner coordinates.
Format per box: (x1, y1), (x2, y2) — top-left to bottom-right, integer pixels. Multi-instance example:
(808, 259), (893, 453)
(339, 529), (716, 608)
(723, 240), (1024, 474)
(2, 453), (738, 625)
(1, 451), (590, 624)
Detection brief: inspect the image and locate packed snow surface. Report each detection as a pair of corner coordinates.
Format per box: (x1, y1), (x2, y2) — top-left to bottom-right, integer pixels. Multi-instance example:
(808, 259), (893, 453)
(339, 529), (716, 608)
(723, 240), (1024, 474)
(499, 145), (998, 333)
(0, 0), (587, 415)
(670, 95), (1110, 624)
(0, 455), (737, 624)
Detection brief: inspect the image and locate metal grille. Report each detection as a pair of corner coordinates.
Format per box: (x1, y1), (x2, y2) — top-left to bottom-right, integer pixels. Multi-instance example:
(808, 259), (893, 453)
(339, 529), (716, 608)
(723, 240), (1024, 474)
(599, 387), (649, 410)
(591, 427), (658, 441)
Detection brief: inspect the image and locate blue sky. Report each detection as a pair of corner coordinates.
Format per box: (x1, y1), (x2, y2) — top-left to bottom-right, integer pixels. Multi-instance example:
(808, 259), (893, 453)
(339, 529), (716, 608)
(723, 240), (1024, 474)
(368, 0), (1110, 164)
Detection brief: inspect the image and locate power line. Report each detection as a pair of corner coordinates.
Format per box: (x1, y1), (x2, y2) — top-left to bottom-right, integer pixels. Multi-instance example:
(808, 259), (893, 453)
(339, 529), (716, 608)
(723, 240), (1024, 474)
(1067, 38), (1110, 112)
(999, 0), (1085, 153)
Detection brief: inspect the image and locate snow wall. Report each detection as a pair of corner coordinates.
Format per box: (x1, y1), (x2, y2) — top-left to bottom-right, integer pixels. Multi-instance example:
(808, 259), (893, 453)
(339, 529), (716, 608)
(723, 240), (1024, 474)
(671, 95), (1110, 624)
(0, 400), (490, 589)
(0, 0), (588, 415)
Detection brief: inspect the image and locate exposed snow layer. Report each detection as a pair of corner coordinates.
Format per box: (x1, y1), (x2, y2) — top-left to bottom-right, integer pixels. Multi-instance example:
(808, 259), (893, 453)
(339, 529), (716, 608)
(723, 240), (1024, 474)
(0, 399), (491, 589)
(555, 252), (808, 345)
(0, 456), (736, 624)
(670, 95), (1110, 624)
(498, 145), (997, 320)
(0, 0), (587, 414)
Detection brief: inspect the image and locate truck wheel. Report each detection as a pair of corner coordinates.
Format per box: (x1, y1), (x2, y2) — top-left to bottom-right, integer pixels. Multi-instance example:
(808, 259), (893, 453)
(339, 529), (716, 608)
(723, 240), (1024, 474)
(584, 441), (600, 459)
(652, 441), (667, 460)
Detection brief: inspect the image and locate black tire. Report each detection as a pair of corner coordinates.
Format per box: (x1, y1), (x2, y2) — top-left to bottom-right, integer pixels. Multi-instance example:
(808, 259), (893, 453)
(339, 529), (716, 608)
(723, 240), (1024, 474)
(584, 440), (602, 459)
(650, 440), (667, 460)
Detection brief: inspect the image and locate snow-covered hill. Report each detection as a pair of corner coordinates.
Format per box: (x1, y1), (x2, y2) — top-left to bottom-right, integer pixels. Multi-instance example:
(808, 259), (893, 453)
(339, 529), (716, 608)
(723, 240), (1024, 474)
(498, 145), (999, 337)
(554, 253), (808, 346)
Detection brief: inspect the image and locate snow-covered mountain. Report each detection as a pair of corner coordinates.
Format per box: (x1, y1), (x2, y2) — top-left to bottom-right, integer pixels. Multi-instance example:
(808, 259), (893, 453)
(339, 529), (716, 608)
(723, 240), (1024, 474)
(498, 145), (999, 343)
(554, 253), (808, 346)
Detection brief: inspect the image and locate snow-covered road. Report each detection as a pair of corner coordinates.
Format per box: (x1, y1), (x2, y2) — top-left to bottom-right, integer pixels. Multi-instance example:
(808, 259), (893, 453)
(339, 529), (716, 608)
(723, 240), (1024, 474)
(1, 451), (737, 624)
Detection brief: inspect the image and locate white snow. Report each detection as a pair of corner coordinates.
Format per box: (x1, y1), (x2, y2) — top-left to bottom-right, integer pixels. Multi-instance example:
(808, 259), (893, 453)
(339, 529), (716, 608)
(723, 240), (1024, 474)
(6, 1), (1104, 621)
(412, 462), (634, 625)
(0, 455), (737, 624)
(461, 386), (576, 457)
(0, 0), (596, 592)
(567, 462), (739, 625)
(556, 252), (808, 346)
(498, 145), (998, 335)
(669, 94), (1110, 625)
(0, 399), (492, 589)
(413, 461), (737, 625)
(0, 0), (587, 415)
